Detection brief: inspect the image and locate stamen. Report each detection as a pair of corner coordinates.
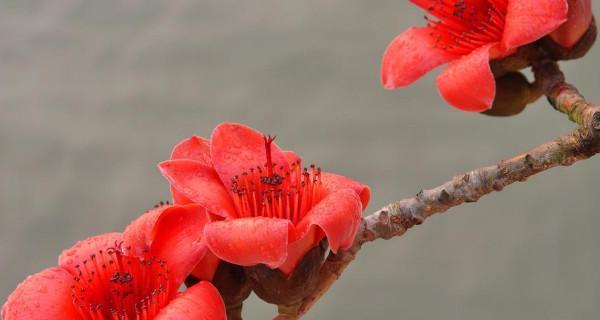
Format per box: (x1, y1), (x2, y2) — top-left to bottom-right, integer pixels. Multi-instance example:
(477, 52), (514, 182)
(70, 246), (172, 320)
(420, 0), (508, 55)
(231, 137), (323, 224)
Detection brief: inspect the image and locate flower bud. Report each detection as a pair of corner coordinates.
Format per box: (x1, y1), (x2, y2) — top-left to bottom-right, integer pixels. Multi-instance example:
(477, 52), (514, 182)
(490, 44), (537, 78)
(244, 240), (327, 307)
(483, 72), (541, 117)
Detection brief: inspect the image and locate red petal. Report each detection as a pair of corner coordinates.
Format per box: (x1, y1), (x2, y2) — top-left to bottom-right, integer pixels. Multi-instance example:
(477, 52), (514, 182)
(169, 136), (211, 204)
(2, 267), (79, 320)
(409, 0), (437, 10)
(58, 232), (122, 274)
(151, 204), (211, 287)
(381, 27), (457, 89)
(159, 159), (237, 219)
(204, 217), (292, 268)
(191, 251), (222, 281)
(210, 122), (289, 191)
(436, 44), (497, 112)
(296, 189), (362, 253)
(171, 186), (194, 205)
(278, 227), (322, 275)
(171, 135), (212, 166)
(122, 205), (171, 257)
(321, 172), (371, 209)
(155, 281), (226, 320)
(550, 0), (592, 48)
(283, 150), (302, 166)
(502, 0), (568, 50)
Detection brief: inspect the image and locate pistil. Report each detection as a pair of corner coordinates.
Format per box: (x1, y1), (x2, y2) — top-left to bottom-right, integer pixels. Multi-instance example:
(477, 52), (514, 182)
(230, 136), (323, 224)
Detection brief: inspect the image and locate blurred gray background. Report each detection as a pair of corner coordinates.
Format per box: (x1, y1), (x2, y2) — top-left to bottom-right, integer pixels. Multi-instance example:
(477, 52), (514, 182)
(1, 1), (599, 319)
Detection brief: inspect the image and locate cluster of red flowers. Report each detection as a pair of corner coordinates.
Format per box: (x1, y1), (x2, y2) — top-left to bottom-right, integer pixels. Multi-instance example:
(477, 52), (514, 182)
(2, 203), (226, 320)
(2, 1), (594, 318)
(2, 123), (370, 319)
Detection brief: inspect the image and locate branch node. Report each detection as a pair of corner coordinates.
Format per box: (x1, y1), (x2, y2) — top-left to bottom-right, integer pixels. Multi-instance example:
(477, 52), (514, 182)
(438, 189), (451, 204)
(399, 212), (423, 229)
(416, 189), (424, 199)
(592, 110), (600, 131)
(462, 174), (470, 183)
(524, 154), (536, 169)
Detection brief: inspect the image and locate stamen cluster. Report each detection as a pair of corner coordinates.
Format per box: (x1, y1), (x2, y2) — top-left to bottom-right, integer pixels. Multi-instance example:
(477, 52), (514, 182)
(230, 136), (323, 224)
(70, 242), (172, 320)
(423, 0), (508, 54)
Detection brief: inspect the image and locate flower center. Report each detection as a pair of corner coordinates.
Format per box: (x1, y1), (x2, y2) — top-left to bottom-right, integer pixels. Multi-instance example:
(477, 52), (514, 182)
(70, 242), (172, 320)
(230, 136), (324, 224)
(419, 0), (508, 55)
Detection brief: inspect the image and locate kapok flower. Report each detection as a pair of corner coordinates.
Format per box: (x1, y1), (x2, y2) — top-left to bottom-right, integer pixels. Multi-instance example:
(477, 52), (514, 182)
(550, 0), (593, 48)
(158, 122), (370, 276)
(381, 0), (569, 112)
(2, 204), (226, 320)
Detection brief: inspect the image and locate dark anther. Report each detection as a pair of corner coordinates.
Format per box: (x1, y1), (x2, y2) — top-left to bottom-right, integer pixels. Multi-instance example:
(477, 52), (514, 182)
(110, 272), (120, 282)
(260, 173), (283, 186)
(119, 272), (133, 284)
(106, 240), (124, 255)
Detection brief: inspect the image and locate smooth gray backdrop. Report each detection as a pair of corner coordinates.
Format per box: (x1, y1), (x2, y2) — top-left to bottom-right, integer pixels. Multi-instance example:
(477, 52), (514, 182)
(1, 1), (599, 319)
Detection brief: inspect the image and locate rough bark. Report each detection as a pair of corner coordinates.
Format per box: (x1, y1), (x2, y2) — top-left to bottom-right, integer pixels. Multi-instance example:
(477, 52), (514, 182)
(284, 60), (600, 319)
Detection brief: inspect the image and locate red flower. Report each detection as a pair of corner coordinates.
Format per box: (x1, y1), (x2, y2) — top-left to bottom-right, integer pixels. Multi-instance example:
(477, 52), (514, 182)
(2, 204), (226, 320)
(550, 0), (593, 48)
(159, 122), (370, 275)
(381, 0), (568, 112)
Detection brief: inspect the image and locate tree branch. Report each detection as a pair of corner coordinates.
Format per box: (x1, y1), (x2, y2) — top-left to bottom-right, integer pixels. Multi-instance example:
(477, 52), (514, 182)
(284, 60), (600, 319)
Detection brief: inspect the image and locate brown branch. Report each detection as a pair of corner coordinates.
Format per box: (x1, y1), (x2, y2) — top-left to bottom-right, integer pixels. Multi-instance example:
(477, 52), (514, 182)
(283, 60), (600, 319)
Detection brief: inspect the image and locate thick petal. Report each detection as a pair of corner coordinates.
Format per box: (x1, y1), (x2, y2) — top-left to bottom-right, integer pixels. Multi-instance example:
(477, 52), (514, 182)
(502, 0), (568, 50)
(122, 204), (171, 257)
(204, 217), (292, 268)
(278, 227), (322, 275)
(283, 150), (302, 166)
(296, 189), (362, 253)
(2, 267), (79, 320)
(410, 0), (438, 10)
(191, 251), (222, 281)
(381, 27), (457, 89)
(321, 172), (371, 209)
(210, 122), (289, 191)
(171, 186), (194, 205)
(171, 135), (212, 166)
(58, 232), (122, 274)
(159, 159), (237, 218)
(155, 281), (226, 320)
(169, 136), (210, 204)
(436, 44), (496, 112)
(151, 204), (211, 287)
(550, 0), (593, 48)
